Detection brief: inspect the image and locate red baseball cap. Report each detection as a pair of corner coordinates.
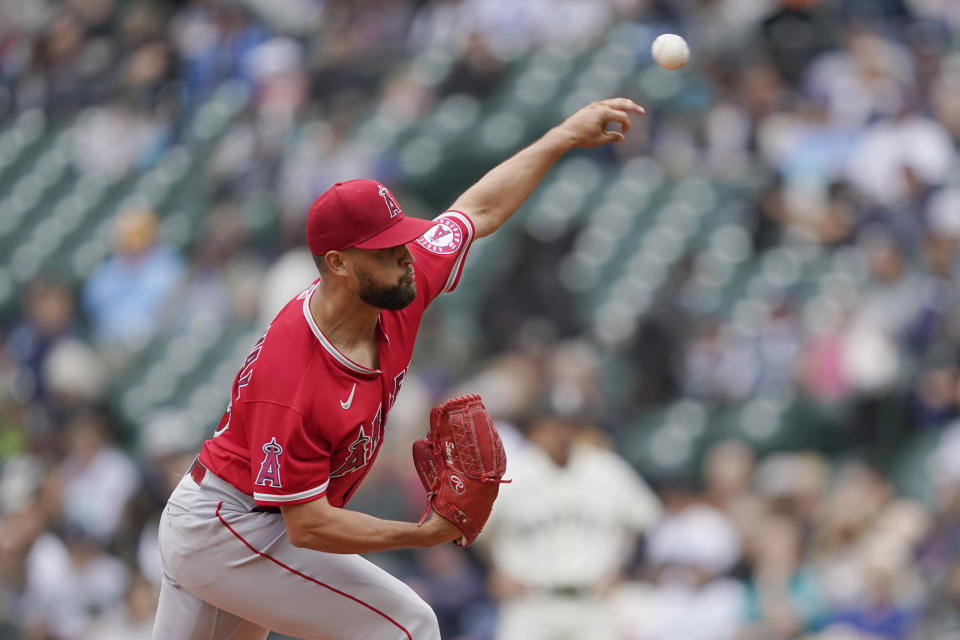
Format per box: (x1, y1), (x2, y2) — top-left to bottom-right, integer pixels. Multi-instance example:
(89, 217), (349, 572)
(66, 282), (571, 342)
(306, 179), (437, 255)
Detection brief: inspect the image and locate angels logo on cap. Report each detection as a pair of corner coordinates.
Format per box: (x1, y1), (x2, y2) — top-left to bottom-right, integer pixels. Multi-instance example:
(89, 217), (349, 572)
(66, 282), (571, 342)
(378, 185), (402, 219)
(306, 180), (436, 255)
(416, 217), (463, 255)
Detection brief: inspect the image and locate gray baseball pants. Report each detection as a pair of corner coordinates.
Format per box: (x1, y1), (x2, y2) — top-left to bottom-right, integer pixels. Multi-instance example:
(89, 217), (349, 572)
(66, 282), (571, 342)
(151, 465), (440, 640)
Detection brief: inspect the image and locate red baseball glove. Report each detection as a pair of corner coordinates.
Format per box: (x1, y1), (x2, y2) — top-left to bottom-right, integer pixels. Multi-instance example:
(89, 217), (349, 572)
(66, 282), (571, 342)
(412, 394), (508, 546)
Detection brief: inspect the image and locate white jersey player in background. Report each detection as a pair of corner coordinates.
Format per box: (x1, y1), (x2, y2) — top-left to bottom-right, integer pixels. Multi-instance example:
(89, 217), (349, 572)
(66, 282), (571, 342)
(480, 409), (661, 640)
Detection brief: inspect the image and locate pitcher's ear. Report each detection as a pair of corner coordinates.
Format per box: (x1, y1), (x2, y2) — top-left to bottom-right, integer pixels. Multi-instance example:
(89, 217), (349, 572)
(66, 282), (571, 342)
(322, 250), (351, 276)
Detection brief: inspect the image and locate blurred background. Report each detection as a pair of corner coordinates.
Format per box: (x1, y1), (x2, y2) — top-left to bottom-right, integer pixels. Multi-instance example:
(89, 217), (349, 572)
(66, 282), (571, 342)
(0, 0), (959, 638)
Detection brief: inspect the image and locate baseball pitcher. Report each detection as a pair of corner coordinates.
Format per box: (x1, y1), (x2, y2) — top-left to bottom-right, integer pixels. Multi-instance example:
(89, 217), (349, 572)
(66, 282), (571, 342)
(151, 98), (645, 640)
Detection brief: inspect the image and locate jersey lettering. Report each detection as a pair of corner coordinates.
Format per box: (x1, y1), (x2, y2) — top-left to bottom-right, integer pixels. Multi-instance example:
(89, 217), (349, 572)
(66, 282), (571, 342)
(213, 328), (271, 438)
(388, 369), (406, 410)
(255, 437), (283, 487)
(213, 402), (231, 437)
(330, 427), (372, 478)
(370, 404), (383, 450)
(238, 330), (268, 389)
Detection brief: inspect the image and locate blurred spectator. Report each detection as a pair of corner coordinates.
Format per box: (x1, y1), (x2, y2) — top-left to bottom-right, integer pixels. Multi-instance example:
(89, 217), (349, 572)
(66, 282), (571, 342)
(543, 339), (608, 424)
(930, 61), (960, 141)
(168, 0), (267, 102)
(21, 528), (130, 640)
(704, 61), (785, 181)
(742, 513), (826, 637)
(844, 234), (922, 387)
(404, 545), (490, 640)
(754, 452), (830, 526)
(703, 440), (756, 512)
(800, 295), (854, 402)
(133, 409), (204, 586)
(256, 242), (317, 326)
(41, 338), (108, 417)
(909, 361), (957, 430)
(845, 111), (953, 211)
(21, 7), (105, 117)
(209, 39), (309, 200)
(911, 558), (960, 640)
(758, 0), (838, 84)
(276, 99), (379, 223)
(812, 462), (898, 611)
(7, 278), (78, 402)
(82, 208), (185, 349)
(409, 0), (473, 54)
(58, 411), (139, 544)
(74, 95), (170, 177)
(637, 489), (746, 640)
(481, 409), (661, 640)
(753, 297), (803, 393)
(311, 0), (413, 93)
(246, 36), (307, 126)
(83, 572), (157, 640)
(163, 200), (265, 331)
(909, 229), (960, 355)
(683, 316), (759, 401)
(913, 419), (960, 637)
(822, 544), (922, 640)
(439, 32), (506, 98)
(805, 27), (914, 128)
(0, 497), (49, 637)
(758, 98), (859, 193)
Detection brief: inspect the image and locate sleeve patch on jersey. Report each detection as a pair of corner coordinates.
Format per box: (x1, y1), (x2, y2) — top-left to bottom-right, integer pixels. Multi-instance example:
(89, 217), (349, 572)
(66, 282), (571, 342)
(255, 437), (284, 488)
(416, 217), (464, 255)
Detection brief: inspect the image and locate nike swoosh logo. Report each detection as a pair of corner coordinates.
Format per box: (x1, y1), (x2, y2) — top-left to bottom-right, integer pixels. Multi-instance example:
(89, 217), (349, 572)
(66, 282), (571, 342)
(340, 383), (357, 410)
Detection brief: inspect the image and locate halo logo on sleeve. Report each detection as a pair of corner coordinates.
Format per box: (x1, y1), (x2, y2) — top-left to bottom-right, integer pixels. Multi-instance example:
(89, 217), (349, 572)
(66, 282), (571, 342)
(255, 437), (284, 487)
(416, 217), (463, 255)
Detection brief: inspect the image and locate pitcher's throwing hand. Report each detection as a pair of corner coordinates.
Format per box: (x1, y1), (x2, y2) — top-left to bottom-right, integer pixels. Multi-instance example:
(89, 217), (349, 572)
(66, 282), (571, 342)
(551, 98), (645, 147)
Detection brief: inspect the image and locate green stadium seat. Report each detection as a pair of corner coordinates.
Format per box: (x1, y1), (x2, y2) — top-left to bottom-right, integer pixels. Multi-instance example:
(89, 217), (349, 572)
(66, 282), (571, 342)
(0, 266), (14, 314)
(409, 47), (457, 89)
(431, 94), (482, 138)
(890, 431), (940, 502)
(0, 110), (46, 175)
(511, 66), (563, 108)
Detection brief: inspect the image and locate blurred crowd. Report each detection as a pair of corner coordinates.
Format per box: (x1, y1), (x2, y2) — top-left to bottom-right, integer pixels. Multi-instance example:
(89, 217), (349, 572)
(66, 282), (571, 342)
(0, 0), (959, 639)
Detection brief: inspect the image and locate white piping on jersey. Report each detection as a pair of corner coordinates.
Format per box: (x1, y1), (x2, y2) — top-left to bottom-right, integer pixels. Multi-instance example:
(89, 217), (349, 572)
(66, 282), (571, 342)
(302, 285), (381, 375)
(254, 479), (329, 503)
(438, 211), (475, 293)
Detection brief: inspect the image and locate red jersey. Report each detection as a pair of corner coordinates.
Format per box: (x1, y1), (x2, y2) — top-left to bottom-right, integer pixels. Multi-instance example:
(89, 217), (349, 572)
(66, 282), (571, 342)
(198, 211), (475, 508)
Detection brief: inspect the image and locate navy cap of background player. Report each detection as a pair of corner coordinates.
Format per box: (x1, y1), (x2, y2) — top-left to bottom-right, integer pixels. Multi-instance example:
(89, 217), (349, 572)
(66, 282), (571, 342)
(306, 179), (436, 255)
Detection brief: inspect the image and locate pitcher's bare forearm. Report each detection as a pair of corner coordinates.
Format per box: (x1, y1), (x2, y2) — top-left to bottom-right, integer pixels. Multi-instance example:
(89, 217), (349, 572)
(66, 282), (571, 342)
(452, 98), (645, 238)
(281, 496), (460, 554)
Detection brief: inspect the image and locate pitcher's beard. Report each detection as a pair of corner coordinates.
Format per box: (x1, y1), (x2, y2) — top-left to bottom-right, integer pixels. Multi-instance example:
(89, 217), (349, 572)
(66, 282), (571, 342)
(358, 270), (416, 310)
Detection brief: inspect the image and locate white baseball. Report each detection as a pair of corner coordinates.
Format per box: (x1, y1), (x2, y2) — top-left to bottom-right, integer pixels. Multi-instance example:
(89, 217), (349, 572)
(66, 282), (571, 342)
(651, 34), (690, 70)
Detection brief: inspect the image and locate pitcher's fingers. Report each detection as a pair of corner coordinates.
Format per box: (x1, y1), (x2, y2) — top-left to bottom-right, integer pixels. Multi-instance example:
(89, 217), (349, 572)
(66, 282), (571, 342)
(599, 106), (632, 134)
(600, 97), (645, 114)
(602, 130), (625, 143)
